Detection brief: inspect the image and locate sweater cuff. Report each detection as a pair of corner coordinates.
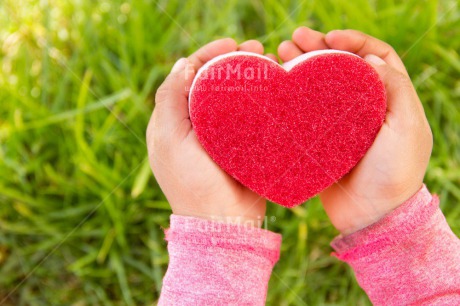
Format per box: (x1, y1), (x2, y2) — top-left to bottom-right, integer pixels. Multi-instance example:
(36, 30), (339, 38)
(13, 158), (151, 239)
(331, 185), (439, 260)
(159, 215), (281, 305)
(166, 214), (282, 265)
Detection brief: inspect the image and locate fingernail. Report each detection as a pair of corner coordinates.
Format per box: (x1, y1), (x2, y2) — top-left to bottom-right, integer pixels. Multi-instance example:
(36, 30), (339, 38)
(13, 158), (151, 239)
(171, 58), (187, 73)
(326, 29), (342, 37)
(365, 54), (386, 66)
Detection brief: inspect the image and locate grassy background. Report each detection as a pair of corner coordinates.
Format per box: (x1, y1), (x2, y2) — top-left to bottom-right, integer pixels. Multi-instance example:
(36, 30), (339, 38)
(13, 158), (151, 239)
(1, 0), (459, 305)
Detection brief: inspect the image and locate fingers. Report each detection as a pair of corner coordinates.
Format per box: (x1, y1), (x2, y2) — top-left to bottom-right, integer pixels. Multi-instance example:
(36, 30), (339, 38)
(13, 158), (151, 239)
(364, 54), (422, 118)
(238, 40), (279, 63)
(150, 37), (239, 143)
(278, 40), (303, 62)
(187, 38), (238, 70)
(292, 26), (328, 52)
(325, 30), (408, 76)
(150, 37), (268, 146)
(265, 53), (278, 63)
(238, 40), (264, 54)
(148, 58), (195, 144)
(278, 27), (328, 62)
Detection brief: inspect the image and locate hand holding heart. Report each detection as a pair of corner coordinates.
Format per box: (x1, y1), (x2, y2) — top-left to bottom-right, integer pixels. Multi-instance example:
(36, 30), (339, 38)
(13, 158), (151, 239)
(315, 30), (432, 235)
(147, 29), (433, 235)
(147, 39), (267, 226)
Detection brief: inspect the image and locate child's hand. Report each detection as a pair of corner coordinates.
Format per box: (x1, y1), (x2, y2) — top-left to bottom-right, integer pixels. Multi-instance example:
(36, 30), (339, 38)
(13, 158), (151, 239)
(279, 28), (433, 235)
(147, 39), (270, 226)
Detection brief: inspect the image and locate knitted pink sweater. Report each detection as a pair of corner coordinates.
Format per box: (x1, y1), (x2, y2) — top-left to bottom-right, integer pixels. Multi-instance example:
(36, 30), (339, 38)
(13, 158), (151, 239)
(159, 186), (460, 305)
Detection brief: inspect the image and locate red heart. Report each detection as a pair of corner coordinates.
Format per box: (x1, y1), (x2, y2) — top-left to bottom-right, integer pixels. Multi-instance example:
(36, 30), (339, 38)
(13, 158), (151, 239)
(189, 51), (386, 207)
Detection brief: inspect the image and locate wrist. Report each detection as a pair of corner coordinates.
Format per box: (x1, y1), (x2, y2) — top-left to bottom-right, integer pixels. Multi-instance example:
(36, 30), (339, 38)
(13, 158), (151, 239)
(197, 215), (267, 228)
(168, 193), (267, 227)
(331, 185), (437, 257)
(170, 208), (266, 228)
(335, 204), (399, 236)
(321, 183), (425, 236)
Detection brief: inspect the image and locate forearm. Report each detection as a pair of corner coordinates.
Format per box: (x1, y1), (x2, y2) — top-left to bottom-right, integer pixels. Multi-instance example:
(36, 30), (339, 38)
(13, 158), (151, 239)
(159, 215), (281, 305)
(331, 185), (460, 305)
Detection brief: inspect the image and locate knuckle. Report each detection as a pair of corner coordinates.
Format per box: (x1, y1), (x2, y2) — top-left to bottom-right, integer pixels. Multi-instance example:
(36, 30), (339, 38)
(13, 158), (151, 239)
(147, 111), (170, 151)
(152, 122), (168, 146)
(388, 44), (397, 54)
(146, 111), (155, 137)
(386, 70), (412, 91)
(146, 124), (152, 146)
(155, 72), (177, 105)
(423, 121), (434, 147)
(347, 29), (364, 36)
(383, 44), (397, 58)
(154, 84), (170, 105)
(415, 121), (434, 159)
(396, 73), (412, 88)
(382, 41), (395, 52)
(149, 134), (171, 166)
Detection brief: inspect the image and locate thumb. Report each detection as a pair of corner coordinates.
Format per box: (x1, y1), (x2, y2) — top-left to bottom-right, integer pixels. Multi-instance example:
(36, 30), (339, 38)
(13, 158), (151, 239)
(364, 54), (421, 117)
(147, 58), (195, 144)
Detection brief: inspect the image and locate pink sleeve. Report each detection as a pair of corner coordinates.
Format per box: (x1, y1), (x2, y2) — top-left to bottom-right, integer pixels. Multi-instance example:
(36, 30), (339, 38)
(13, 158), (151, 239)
(331, 185), (460, 305)
(158, 215), (282, 305)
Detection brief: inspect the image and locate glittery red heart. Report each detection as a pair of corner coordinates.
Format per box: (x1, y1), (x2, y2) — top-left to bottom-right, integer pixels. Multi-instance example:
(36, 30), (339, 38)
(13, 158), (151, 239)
(189, 51), (386, 207)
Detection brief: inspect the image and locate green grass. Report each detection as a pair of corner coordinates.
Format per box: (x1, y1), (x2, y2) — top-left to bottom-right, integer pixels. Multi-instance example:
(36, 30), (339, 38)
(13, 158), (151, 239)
(1, 0), (459, 304)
